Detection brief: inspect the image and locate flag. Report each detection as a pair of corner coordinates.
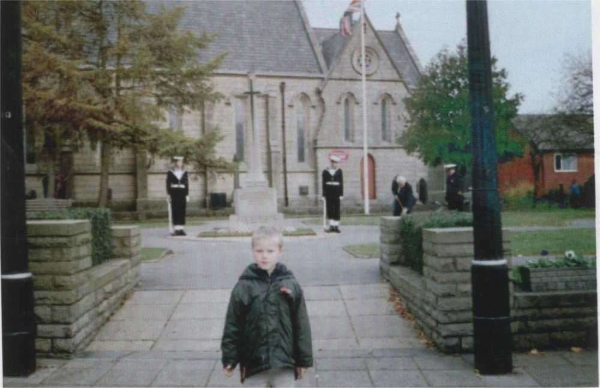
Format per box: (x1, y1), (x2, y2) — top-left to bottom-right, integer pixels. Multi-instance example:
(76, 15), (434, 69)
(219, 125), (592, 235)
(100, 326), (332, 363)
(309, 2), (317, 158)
(339, 0), (363, 36)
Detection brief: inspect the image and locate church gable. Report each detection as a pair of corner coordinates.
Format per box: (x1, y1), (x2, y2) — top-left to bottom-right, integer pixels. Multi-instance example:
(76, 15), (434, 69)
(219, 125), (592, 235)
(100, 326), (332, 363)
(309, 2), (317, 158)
(320, 17), (406, 84)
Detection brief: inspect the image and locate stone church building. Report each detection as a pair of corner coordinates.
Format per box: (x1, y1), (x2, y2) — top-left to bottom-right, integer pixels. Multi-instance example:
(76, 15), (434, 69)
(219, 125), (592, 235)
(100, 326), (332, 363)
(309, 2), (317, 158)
(25, 0), (432, 214)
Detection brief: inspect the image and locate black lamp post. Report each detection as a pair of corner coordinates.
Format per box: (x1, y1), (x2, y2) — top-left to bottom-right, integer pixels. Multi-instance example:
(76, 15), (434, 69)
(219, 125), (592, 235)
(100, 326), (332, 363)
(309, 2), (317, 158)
(466, 0), (513, 374)
(1, 0), (37, 376)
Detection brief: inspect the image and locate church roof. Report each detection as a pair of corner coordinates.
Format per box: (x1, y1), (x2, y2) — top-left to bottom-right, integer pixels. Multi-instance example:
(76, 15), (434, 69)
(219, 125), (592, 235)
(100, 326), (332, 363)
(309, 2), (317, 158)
(145, 0), (324, 75)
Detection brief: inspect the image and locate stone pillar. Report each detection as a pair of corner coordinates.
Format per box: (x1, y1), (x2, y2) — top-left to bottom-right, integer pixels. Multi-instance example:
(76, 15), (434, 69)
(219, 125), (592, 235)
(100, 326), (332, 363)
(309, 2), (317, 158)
(421, 227), (511, 352)
(27, 221), (141, 357)
(379, 217), (403, 274)
(135, 148), (149, 220)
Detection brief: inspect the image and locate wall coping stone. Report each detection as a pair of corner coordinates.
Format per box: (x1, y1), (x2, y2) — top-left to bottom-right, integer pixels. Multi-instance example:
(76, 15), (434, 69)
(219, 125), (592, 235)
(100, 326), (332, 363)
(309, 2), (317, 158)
(27, 220), (91, 237)
(423, 227), (511, 244)
(111, 225), (140, 237)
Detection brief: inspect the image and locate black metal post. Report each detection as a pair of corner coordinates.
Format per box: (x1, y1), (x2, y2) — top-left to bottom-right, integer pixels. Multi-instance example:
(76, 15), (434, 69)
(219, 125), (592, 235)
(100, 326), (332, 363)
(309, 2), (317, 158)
(1, 0), (37, 376)
(466, 0), (512, 375)
(279, 82), (289, 207)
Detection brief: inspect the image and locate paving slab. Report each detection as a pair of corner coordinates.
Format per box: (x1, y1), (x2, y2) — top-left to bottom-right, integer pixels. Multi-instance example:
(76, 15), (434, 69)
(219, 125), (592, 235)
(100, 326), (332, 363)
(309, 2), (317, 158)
(303, 286), (342, 300)
(161, 319), (223, 340)
(180, 289), (232, 304)
(413, 355), (472, 370)
(352, 315), (413, 338)
(296, 368), (318, 388)
(317, 370), (373, 387)
(124, 352), (219, 362)
(479, 367), (540, 387)
(94, 359), (168, 387)
(559, 350), (598, 366)
(358, 338), (426, 350)
(306, 300), (347, 317)
(204, 368), (244, 387)
(513, 352), (574, 367)
(153, 338), (222, 352)
(3, 362), (65, 387)
(366, 357), (419, 370)
(310, 316), (355, 339)
(369, 370), (429, 387)
(111, 303), (176, 321)
(94, 319), (166, 341)
(313, 338), (360, 351)
(171, 302), (228, 320)
(128, 290), (184, 305)
(340, 284), (389, 300)
(40, 360), (114, 387)
(150, 360), (212, 387)
(316, 358), (367, 371)
(422, 369), (485, 387)
(523, 365), (599, 387)
(345, 299), (395, 316)
(87, 340), (154, 351)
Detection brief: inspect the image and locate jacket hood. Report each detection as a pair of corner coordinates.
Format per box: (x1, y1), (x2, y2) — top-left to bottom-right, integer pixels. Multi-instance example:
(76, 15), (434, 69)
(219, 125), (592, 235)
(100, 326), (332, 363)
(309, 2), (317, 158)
(239, 263), (294, 281)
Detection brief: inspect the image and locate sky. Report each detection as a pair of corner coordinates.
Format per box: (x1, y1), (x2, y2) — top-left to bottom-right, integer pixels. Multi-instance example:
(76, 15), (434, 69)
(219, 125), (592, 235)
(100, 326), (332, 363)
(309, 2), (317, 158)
(303, 0), (593, 114)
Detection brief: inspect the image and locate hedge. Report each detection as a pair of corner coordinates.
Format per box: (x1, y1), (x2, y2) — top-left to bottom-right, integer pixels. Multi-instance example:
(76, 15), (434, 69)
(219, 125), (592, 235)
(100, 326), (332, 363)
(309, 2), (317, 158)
(400, 212), (473, 274)
(28, 208), (112, 266)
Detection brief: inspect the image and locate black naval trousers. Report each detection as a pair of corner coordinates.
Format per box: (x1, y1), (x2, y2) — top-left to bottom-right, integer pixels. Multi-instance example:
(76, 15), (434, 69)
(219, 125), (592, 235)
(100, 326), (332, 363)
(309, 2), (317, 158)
(322, 168), (344, 221)
(167, 170), (189, 225)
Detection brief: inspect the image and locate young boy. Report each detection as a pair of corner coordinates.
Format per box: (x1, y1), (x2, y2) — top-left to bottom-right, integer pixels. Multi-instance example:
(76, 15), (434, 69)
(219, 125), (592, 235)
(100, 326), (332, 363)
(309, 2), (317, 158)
(221, 226), (313, 387)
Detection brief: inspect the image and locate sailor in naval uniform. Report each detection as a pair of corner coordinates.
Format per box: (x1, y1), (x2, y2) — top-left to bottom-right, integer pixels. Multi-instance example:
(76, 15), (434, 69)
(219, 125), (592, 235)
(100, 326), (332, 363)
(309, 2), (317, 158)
(166, 156), (189, 236)
(322, 155), (344, 233)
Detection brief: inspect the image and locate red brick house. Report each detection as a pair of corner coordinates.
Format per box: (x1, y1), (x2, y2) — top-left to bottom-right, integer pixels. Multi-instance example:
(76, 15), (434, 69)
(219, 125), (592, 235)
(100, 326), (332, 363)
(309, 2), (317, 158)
(498, 115), (594, 197)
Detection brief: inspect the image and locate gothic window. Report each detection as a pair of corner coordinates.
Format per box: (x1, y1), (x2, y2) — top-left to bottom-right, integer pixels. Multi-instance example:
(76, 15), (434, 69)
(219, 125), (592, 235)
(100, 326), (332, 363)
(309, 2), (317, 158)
(343, 95), (355, 142)
(296, 97), (308, 163)
(234, 98), (246, 162)
(381, 98), (391, 142)
(168, 105), (183, 131)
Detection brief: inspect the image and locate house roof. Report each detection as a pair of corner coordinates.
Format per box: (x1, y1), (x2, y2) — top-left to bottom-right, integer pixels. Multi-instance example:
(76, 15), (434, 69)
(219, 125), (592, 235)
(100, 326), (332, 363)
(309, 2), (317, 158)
(514, 114), (594, 151)
(145, 0), (324, 75)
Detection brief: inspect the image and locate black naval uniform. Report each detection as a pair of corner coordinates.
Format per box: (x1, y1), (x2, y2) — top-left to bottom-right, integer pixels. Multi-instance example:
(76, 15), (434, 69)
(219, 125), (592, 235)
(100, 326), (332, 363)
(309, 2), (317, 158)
(167, 169), (189, 226)
(322, 168), (344, 222)
(445, 171), (464, 211)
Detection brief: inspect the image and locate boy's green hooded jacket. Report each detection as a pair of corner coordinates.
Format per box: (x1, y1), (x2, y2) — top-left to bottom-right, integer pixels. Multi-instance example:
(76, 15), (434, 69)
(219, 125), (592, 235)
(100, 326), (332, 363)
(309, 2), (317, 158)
(221, 263), (313, 381)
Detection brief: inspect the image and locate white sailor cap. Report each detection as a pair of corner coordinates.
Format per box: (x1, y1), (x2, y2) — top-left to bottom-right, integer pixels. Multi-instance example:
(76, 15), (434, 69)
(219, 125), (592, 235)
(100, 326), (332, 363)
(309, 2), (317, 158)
(444, 164), (456, 169)
(330, 155), (341, 163)
(173, 156), (184, 161)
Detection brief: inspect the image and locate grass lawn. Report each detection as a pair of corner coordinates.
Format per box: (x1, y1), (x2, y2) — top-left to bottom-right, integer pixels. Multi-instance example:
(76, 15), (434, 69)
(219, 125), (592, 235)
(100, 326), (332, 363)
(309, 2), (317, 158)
(140, 247), (171, 262)
(344, 244), (381, 258)
(511, 228), (596, 256)
(114, 217), (207, 229)
(301, 209), (595, 228)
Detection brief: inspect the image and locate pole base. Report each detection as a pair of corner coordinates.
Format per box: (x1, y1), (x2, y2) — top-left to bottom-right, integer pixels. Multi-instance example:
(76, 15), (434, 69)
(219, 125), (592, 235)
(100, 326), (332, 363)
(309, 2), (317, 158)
(473, 316), (512, 374)
(3, 332), (36, 376)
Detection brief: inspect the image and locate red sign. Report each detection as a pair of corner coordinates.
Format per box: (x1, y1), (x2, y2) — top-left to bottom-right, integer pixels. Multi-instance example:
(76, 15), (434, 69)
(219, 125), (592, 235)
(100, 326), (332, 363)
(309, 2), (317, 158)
(328, 150), (349, 162)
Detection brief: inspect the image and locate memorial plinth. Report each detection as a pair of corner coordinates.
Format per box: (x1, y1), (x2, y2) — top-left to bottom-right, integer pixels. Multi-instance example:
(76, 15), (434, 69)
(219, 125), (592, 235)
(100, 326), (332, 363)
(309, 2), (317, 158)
(229, 182), (284, 227)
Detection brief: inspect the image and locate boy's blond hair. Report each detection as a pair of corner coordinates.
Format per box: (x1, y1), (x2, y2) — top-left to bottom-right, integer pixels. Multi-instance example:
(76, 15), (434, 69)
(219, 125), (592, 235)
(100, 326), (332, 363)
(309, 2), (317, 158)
(251, 226), (283, 248)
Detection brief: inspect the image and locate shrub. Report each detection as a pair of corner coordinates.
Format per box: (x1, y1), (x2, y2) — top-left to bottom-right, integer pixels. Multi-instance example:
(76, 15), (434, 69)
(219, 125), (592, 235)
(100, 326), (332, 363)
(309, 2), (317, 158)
(400, 212), (473, 274)
(28, 208), (112, 266)
(502, 182), (535, 210)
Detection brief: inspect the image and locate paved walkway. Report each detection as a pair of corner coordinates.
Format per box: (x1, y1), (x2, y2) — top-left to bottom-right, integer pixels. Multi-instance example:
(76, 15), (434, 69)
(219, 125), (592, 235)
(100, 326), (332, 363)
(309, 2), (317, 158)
(4, 220), (598, 387)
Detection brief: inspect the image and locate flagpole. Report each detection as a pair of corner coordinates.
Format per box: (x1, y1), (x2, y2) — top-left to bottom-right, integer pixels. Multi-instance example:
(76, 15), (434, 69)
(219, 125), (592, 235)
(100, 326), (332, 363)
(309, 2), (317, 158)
(360, 1), (369, 214)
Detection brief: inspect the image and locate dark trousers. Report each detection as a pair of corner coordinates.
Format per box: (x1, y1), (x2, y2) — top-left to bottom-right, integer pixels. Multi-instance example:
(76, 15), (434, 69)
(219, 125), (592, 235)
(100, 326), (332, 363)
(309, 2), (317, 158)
(171, 193), (187, 225)
(393, 199), (401, 216)
(326, 196), (340, 220)
(446, 193), (464, 211)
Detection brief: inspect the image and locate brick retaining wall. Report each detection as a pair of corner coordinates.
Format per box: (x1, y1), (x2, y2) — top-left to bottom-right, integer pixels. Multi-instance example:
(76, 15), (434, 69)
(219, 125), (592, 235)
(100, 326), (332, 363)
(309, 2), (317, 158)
(28, 221), (140, 357)
(380, 223), (598, 353)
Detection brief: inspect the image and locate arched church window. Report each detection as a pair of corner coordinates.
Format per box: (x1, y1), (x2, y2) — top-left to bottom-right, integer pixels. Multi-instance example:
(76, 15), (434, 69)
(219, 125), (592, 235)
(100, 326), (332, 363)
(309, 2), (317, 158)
(168, 105), (183, 131)
(344, 95), (355, 142)
(234, 98), (246, 162)
(296, 97), (308, 163)
(381, 98), (391, 142)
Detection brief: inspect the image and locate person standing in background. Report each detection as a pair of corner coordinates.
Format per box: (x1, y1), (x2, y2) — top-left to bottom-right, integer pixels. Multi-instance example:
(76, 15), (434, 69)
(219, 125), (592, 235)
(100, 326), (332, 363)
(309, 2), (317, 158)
(167, 156), (189, 236)
(322, 155), (344, 233)
(445, 164), (464, 211)
(396, 176), (416, 215)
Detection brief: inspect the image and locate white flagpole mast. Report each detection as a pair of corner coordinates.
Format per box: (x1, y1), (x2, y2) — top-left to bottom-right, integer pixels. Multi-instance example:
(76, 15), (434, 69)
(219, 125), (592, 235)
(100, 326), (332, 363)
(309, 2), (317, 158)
(360, 0), (369, 214)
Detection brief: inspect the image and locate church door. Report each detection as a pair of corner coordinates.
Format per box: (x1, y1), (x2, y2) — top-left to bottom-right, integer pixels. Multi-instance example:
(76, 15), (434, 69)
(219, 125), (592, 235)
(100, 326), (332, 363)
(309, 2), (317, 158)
(360, 154), (376, 199)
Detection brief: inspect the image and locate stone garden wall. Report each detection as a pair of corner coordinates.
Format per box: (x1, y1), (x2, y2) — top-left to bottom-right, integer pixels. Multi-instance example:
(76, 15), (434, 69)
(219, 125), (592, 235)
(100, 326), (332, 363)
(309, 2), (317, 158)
(28, 221), (140, 357)
(380, 222), (598, 353)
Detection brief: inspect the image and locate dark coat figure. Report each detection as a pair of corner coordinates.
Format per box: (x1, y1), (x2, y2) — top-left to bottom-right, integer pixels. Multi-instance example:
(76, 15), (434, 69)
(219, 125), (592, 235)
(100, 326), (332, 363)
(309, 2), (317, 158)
(445, 171), (464, 211)
(398, 182), (416, 214)
(322, 168), (343, 221)
(167, 169), (189, 226)
(391, 177), (401, 216)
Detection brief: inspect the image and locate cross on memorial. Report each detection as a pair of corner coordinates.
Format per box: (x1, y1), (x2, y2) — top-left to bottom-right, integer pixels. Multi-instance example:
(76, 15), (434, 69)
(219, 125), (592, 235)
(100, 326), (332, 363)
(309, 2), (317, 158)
(243, 74), (266, 183)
